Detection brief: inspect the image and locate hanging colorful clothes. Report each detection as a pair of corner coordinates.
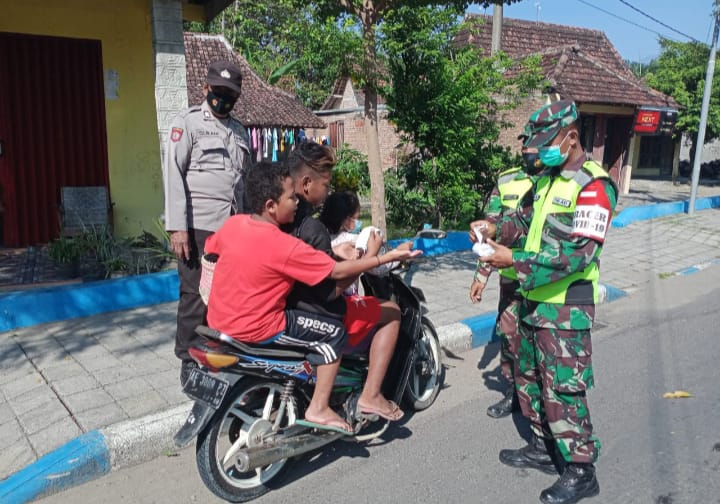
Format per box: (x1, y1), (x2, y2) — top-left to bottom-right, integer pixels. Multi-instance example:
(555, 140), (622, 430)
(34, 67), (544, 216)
(271, 128), (279, 162)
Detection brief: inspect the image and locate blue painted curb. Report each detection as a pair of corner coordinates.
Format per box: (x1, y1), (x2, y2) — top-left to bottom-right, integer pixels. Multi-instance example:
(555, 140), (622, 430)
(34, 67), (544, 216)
(601, 284), (627, 303)
(0, 430), (110, 504)
(0, 271), (179, 332)
(459, 283), (628, 349)
(388, 230), (470, 257)
(674, 258), (720, 276)
(461, 312), (498, 348)
(612, 194), (720, 228)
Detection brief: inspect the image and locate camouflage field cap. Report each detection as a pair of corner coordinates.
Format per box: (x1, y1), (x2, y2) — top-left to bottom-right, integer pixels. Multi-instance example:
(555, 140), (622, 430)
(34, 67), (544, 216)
(522, 99), (578, 148)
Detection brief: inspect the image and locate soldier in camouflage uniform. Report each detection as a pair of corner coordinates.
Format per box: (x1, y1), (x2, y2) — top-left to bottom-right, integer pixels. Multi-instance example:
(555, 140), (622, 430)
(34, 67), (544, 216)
(480, 100), (617, 504)
(469, 144), (542, 419)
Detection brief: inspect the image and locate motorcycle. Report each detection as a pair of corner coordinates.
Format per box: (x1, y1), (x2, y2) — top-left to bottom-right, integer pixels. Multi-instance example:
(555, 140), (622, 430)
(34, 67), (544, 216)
(174, 269), (443, 502)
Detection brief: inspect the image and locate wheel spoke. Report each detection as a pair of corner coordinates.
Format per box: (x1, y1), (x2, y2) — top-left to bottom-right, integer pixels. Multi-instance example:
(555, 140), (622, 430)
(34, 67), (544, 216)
(413, 368), (421, 395)
(229, 405), (257, 424)
(222, 430), (249, 466)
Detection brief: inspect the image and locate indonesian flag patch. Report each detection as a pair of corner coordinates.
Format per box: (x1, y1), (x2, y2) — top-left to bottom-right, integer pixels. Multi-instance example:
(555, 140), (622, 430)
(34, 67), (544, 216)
(171, 127), (184, 142)
(571, 180), (612, 242)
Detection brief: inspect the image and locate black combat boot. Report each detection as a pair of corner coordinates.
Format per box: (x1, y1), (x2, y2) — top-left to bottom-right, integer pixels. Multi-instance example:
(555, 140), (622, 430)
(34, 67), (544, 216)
(486, 386), (518, 418)
(539, 463), (599, 504)
(499, 434), (557, 475)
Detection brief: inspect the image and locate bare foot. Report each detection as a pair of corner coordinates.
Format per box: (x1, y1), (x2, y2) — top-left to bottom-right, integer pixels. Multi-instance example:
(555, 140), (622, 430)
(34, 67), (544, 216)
(357, 395), (404, 421)
(303, 407), (352, 433)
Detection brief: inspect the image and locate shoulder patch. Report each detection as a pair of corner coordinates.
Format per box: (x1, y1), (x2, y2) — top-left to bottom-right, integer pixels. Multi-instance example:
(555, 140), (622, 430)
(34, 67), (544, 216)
(171, 127), (184, 142)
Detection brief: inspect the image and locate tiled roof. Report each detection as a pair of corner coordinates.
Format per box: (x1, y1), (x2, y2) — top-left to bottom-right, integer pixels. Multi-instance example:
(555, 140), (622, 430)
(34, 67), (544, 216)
(320, 74), (387, 111)
(184, 33), (325, 128)
(320, 76), (351, 110)
(458, 14), (677, 109)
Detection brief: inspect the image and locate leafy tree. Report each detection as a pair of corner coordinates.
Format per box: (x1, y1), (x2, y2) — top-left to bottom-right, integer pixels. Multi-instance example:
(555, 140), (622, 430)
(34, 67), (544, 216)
(644, 38), (720, 162)
(381, 6), (543, 230)
(624, 58), (659, 79)
(295, 0), (522, 235)
(185, 1), (361, 109)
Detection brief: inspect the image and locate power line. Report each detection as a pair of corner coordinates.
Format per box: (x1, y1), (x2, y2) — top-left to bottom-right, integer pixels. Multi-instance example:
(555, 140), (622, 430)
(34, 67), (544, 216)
(617, 0), (701, 43)
(573, 0), (681, 43)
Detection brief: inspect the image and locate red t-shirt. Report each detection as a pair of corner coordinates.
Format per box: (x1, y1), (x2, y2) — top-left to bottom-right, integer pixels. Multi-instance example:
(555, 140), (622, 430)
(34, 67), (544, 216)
(205, 214), (336, 342)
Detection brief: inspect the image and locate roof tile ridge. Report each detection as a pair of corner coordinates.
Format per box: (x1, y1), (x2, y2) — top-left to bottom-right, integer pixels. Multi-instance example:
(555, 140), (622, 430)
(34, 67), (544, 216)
(548, 46), (575, 82)
(574, 49), (651, 91)
(598, 32), (637, 79)
(518, 43), (581, 59)
(465, 13), (607, 37)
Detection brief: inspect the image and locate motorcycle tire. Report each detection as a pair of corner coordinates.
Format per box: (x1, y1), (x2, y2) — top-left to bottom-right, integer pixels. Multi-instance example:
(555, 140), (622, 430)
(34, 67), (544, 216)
(403, 317), (443, 411)
(195, 378), (299, 502)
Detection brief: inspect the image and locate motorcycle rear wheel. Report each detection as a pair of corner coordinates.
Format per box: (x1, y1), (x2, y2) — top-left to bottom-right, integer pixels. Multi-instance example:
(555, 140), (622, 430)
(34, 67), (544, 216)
(196, 379), (299, 502)
(404, 317), (443, 410)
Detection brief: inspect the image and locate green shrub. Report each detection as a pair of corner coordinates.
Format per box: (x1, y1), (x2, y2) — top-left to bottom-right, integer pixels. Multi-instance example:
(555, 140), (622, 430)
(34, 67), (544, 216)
(333, 145), (370, 194)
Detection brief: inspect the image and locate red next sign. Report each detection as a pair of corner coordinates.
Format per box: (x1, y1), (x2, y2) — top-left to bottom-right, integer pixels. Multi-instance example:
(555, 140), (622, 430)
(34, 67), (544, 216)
(633, 107), (678, 135)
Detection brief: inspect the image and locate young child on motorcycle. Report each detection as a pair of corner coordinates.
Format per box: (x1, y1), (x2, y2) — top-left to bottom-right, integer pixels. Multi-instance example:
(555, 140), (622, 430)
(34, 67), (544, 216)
(204, 161), (420, 434)
(284, 142), (410, 426)
(319, 191), (399, 296)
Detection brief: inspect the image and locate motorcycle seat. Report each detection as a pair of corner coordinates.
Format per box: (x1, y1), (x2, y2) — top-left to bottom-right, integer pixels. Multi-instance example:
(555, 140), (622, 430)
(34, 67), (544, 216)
(194, 325), (307, 360)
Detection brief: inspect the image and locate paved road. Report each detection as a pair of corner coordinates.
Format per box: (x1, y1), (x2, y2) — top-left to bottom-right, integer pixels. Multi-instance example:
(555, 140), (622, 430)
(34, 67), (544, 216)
(39, 265), (720, 504)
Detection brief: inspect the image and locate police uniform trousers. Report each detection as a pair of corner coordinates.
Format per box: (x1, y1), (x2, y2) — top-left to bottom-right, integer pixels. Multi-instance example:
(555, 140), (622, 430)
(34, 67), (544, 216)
(175, 228), (213, 362)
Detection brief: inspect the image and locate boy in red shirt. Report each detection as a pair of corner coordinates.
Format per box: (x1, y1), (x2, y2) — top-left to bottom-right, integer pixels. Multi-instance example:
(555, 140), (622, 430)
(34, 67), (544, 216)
(205, 161), (420, 434)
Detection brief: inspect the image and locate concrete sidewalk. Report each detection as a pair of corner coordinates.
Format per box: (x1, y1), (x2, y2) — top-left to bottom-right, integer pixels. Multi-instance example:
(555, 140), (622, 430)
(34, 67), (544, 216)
(2, 182), (720, 503)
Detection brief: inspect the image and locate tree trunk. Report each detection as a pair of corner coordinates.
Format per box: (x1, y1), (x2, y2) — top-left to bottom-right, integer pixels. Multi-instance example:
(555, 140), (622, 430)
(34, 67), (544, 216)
(360, 5), (387, 236)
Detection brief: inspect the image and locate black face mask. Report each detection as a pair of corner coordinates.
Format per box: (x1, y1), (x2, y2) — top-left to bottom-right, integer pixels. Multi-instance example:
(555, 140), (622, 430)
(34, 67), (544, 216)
(206, 90), (238, 115)
(522, 152), (543, 174)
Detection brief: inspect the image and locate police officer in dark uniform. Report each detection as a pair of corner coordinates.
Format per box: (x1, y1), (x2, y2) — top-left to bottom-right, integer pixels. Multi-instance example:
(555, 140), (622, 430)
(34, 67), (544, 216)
(162, 61), (251, 385)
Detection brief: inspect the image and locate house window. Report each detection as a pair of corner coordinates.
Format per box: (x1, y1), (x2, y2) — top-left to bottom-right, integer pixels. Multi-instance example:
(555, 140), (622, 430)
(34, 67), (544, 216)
(638, 136), (674, 175)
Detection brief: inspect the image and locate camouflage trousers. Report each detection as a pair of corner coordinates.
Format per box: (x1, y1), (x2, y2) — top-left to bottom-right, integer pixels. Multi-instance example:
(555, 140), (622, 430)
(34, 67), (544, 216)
(495, 280), (522, 384)
(515, 321), (601, 463)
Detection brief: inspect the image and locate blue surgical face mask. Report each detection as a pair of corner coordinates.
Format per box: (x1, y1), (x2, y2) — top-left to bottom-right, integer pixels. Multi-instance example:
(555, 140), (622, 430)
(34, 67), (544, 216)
(352, 218), (363, 234)
(538, 132), (570, 167)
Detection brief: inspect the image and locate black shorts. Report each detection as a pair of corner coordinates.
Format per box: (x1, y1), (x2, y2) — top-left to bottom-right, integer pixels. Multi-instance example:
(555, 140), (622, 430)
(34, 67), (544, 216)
(274, 309), (349, 365)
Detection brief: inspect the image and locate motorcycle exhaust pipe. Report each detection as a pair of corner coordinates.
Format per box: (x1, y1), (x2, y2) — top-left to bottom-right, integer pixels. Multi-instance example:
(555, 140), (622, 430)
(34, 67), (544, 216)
(236, 431), (345, 471)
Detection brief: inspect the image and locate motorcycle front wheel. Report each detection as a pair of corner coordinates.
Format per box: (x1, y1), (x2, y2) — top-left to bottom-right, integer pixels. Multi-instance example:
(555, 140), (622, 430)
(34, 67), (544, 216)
(404, 317), (443, 410)
(196, 378), (299, 502)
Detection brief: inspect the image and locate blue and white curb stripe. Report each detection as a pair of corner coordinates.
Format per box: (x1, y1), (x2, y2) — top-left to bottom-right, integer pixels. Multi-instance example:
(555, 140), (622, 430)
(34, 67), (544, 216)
(0, 431), (110, 504)
(438, 283), (628, 354)
(671, 258), (720, 277)
(0, 404), (190, 504)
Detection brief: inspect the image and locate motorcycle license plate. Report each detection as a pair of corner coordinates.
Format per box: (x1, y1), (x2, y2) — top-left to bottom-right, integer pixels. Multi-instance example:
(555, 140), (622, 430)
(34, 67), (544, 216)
(182, 368), (229, 409)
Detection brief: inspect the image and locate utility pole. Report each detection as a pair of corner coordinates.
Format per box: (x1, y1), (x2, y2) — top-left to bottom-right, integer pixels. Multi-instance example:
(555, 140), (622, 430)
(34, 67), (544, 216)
(491, 2), (503, 55)
(689, 0), (720, 215)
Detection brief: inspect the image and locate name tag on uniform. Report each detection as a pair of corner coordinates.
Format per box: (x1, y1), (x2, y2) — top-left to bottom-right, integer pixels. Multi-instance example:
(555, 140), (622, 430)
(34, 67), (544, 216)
(502, 194), (519, 201)
(552, 197), (572, 207)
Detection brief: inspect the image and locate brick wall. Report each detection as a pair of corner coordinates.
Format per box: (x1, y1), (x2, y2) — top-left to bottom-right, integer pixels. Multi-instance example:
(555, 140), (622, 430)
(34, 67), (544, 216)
(309, 78), (404, 170)
(497, 94), (547, 153)
(308, 110), (403, 170)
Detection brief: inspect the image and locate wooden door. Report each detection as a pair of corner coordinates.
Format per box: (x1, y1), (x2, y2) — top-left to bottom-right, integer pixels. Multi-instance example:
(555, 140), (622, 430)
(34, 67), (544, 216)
(0, 32), (109, 246)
